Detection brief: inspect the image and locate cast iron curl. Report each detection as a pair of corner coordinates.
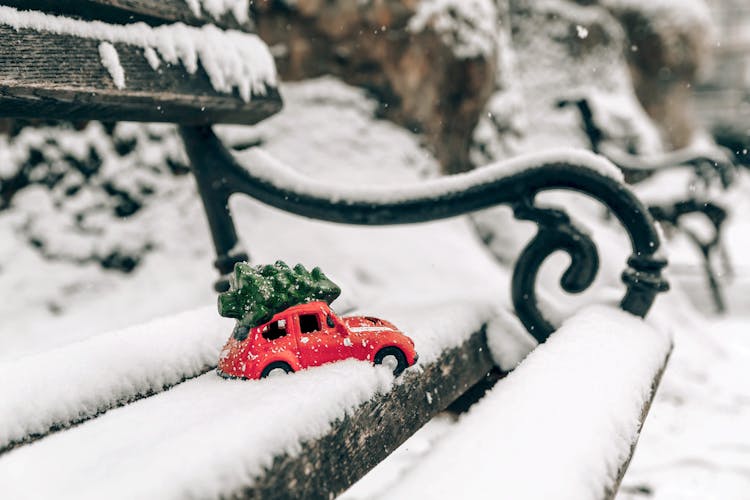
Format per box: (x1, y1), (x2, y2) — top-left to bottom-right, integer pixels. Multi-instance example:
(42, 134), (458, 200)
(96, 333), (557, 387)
(511, 201), (600, 341)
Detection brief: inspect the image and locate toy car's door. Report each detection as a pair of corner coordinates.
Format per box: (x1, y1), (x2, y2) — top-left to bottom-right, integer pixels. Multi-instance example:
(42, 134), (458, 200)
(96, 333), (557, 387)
(294, 311), (348, 367)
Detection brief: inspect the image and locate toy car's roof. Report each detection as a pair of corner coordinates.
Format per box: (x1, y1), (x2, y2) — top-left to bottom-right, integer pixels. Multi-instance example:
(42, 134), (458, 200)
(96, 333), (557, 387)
(270, 301), (330, 319)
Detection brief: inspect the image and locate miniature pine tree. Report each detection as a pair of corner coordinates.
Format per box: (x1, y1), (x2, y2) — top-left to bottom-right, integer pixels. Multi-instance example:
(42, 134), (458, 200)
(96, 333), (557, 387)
(218, 261), (341, 328)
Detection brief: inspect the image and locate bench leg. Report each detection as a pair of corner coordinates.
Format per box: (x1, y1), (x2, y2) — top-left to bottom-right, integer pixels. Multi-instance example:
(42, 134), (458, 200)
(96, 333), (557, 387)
(182, 126), (248, 292)
(686, 229), (726, 313)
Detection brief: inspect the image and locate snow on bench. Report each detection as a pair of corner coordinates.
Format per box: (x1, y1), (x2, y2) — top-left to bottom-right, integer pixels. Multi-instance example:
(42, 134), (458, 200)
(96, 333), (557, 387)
(0, 5), (281, 124)
(0, 307), (232, 453)
(387, 305), (673, 500)
(0, 303), (669, 499)
(0, 297), (516, 498)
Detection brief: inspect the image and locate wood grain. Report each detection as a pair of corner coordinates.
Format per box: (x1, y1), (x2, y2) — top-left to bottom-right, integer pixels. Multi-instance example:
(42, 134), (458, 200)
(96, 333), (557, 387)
(0, 25), (282, 124)
(0, 0), (253, 30)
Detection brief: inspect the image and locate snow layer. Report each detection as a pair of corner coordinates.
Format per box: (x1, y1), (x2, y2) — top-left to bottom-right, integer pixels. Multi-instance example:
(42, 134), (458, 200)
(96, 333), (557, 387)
(0, 362), (391, 499)
(0, 300), (504, 499)
(598, 141), (731, 173)
(383, 306), (672, 500)
(238, 146), (623, 205)
(0, 307), (233, 450)
(0, 5), (276, 101)
(98, 42), (125, 89)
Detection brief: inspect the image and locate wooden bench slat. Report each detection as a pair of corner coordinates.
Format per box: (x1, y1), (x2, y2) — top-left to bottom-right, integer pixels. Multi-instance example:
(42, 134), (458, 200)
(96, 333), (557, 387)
(0, 319), (496, 498)
(249, 328), (494, 499)
(0, 306), (671, 499)
(0, 0), (252, 30)
(0, 306), (230, 454)
(378, 306), (673, 500)
(0, 22), (282, 124)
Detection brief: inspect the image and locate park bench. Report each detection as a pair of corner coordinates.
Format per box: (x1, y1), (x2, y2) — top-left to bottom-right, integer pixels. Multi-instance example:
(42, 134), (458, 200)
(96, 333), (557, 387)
(0, 2), (671, 498)
(561, 97), (736, 311)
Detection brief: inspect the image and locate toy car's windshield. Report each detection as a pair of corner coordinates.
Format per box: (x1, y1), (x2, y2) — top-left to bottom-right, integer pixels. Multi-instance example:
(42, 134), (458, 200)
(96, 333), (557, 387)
(299, 314), (320, 333)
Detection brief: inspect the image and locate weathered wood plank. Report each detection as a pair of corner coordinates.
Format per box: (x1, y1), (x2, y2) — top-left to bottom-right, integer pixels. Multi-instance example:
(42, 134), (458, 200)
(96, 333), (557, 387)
(241, 326), (670, 499)
(243, 328), (495, 499)
(0, 324), (496, 498)
(0, 0), (252, 30)
(0, 24), (282, 124)
(357, 309), (673, 500)
(0, 314), (670, 499)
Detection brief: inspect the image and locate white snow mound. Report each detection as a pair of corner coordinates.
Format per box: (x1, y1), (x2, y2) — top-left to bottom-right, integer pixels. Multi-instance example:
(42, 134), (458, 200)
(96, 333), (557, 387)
(389, 305), (672, 500)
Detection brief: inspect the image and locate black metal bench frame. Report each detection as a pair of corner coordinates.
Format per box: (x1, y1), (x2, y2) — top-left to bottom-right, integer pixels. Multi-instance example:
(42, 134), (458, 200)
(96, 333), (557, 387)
(562, 98), (733, 312)
(180, 126), (668, 342)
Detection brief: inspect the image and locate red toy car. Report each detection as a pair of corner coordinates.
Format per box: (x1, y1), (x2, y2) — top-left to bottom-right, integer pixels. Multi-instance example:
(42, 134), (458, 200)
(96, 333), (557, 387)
(217, 301), (418, 379)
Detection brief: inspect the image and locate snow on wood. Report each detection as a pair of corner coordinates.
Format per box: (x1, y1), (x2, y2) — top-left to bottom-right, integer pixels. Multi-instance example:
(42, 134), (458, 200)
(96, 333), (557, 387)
(0, 362), (390, 499)
(143, 46), (161, 70)
(0, 300), (509, 499)
(387, 305), (672, 500)
(236, 146), (624, 206)
(0, 307), (232, 452)
(0, 5), (276, 101)
(98, 42), (125, 89)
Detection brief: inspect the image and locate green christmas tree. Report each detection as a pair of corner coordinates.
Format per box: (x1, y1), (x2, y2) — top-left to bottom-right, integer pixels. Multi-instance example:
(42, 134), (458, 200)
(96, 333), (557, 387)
(218, 261), (341, 328)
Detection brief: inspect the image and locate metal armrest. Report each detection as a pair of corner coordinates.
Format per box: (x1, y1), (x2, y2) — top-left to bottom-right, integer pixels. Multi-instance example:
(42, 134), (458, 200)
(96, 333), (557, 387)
(179, 126), (669, 342)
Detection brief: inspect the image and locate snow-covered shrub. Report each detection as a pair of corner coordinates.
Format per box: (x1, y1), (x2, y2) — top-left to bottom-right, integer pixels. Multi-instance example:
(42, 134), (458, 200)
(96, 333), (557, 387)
(0, 122), (189, 272)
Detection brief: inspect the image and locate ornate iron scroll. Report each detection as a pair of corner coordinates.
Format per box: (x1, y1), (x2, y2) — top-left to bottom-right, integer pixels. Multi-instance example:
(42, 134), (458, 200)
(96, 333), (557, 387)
(179, 126), (668, 342)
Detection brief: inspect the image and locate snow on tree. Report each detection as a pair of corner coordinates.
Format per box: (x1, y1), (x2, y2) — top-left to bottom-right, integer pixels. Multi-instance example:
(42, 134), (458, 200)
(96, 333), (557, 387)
(218, 261), (341, 331)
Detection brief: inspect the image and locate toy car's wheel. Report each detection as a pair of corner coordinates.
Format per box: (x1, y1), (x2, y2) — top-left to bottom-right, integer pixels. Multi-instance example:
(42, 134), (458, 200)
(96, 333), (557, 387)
(374, 347), (408, 376)
(261, 362), (294, 378)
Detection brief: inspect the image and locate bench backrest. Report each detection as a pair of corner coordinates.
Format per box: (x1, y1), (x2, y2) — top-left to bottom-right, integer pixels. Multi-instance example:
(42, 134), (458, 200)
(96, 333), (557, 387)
(0, 1), (282, 124)
(1, 0), (254, 29)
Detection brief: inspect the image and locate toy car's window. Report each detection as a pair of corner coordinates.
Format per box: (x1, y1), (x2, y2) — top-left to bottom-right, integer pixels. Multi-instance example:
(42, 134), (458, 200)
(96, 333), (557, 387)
(299, 314), (320, 334)
(326, 314), (335, 328)
(263, 319), (287, 341)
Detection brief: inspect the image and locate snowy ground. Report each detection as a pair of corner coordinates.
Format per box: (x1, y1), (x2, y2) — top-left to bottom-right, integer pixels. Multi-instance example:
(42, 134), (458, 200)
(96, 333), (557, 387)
(1, 78), (749, 498)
